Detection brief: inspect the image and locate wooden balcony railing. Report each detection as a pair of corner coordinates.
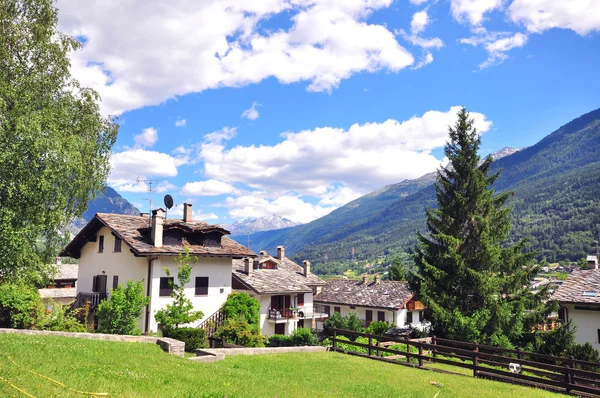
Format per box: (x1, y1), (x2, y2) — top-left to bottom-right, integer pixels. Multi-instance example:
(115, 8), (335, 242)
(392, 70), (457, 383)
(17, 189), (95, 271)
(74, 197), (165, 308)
(72, 292), (108, 309)
(268, 305), (330, 320)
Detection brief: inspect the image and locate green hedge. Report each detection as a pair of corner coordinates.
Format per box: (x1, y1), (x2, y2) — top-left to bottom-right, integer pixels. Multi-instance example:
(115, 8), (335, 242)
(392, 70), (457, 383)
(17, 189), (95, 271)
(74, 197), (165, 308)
(164, 327), (207, 352)
(268, 334), (294, 347)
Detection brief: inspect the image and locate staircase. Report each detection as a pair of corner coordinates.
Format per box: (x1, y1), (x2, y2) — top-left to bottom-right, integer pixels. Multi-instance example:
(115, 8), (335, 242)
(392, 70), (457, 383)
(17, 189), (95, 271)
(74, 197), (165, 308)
(198, 307), (227, 338)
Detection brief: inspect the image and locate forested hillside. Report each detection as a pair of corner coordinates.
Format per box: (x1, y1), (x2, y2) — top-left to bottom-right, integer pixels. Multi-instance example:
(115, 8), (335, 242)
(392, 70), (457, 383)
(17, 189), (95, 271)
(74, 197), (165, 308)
(238, 108), (600, 267)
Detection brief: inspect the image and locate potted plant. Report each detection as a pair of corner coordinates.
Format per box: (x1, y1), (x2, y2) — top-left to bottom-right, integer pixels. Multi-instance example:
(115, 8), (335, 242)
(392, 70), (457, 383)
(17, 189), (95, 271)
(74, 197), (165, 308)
(289, 307), (299, 318)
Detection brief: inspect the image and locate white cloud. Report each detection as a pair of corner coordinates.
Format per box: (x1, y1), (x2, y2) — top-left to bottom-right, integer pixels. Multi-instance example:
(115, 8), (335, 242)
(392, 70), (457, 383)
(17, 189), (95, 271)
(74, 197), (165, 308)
(242, 102), (261, 120)
(204, 127), (237, 144)
(450, 0), (504, 26)
(58, 0), (415, 116)
(175, 119), (186, 127)
(411, 10), (429, 34)
(169, 206), (218, 221)
(181, 179), (239, 196)
(109, 149), (179, 190)
(133, 127), (158, 149)
(409, 0), (428, 5)
(198, 107), (492, 195)
(413, 52), (434, 69)
(225, 195), (334, 224)
(318, 186), (362, 207)
(156, 181), (177, 193)
(508, 0), (600, 35)
(461, 31), (528, 68)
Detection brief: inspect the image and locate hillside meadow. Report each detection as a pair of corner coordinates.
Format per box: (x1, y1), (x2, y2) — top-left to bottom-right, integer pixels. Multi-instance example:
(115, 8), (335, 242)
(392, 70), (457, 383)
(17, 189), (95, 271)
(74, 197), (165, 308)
(0, 334), (566, 397)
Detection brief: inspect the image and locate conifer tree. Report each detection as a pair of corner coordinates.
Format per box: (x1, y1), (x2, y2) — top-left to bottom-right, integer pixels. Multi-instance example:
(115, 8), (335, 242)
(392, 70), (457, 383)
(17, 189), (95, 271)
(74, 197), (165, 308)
(411, 107), (551, 347)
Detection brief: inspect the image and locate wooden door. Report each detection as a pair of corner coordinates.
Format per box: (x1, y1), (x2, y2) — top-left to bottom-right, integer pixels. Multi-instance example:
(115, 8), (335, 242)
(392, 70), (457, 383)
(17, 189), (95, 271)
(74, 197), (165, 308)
(275, 323), (285, 335)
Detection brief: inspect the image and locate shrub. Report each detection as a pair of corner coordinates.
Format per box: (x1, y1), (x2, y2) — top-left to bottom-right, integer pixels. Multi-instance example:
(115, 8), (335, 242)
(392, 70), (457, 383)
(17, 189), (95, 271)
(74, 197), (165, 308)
(366, 321), (390, 336)
(42, 300), (86, 332)
(268, 334), (294, 347)
(0, 283), (44, 329)
(97, 280), (149, 335)
(165, 327), (207, 352)
(291, 327), (318, 346)
(568, 342), (600, 370)
(222, 292), (260, 328)
(323, 312), (363, 339)
(155, 248), (203, 330)
(216, 314), (267, 347)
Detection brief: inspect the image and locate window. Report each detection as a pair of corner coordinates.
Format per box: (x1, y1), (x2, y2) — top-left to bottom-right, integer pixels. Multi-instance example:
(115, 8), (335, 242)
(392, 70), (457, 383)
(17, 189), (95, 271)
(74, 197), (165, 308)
(112, 275), (119, 289)
(324, 305), (331, 316)
(419, 311), (424, 323)
(407, 311), (413, 324)
(92, 274), (107, 293)
(159, 277), (174, 297)
(98, 236), (104, 253)
(195, 277), (209, 295)
(334, 306), (341, 314)
(377, 311), (385, 322)
(365, 310), (373, 323)
(297, 293), (305, 307)
(598, 329), (600, 344)
(114, 237), (122, 252)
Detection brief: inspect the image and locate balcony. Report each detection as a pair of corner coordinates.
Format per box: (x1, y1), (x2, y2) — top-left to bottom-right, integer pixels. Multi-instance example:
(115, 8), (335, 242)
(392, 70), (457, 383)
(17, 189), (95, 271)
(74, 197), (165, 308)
(72, 292), (108, 309)
(267, 305), (330, 322)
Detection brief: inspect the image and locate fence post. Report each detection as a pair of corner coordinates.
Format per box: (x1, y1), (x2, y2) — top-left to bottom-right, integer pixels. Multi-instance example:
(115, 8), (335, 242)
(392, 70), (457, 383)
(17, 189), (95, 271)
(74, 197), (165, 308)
(376, 340), (381, 357)
(368, 336), (373, 357)
(332, 330), (337, 351)
(516, 348), (522, 361)
(221, 336), (226, 348)
(564, 356), (574, 392)
(432, 335), (437, 359)
(473, 342), (479, 378)
(406, 341), (411, 364)
(418, 344), (423, 367)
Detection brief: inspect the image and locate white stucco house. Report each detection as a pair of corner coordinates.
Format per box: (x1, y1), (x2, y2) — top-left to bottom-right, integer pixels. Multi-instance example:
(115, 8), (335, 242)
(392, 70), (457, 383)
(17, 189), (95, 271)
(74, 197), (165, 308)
(231, 247), (329, 336)
(552, 266), (600, 352)
(61, 204), (255, 333)
(313, 275), (429, 331)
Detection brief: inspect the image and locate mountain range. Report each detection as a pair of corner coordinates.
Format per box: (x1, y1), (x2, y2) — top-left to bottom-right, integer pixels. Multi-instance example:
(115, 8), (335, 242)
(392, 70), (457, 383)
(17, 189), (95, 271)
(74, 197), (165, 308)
(235, 108), (600, 266)
(221, 215), (301, 236)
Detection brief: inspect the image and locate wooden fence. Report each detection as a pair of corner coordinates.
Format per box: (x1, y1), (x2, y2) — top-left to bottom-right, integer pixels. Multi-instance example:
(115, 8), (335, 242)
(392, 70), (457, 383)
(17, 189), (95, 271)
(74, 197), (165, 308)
(330, 328), (600, 397)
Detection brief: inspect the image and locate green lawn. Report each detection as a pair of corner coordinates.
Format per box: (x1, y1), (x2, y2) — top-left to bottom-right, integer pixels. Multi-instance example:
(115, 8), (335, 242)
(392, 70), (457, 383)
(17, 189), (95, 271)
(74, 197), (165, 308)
(0, 334), (566, 398)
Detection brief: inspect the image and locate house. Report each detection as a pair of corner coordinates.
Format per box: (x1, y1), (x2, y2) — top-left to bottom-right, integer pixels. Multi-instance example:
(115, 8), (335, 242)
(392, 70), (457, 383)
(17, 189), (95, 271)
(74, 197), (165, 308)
(552, 266), (600, 352)
(61, 204), (255, 333)
(38, 262), (79, 305)
(313, 275), (429, 330)
(231, 246), (328, 336)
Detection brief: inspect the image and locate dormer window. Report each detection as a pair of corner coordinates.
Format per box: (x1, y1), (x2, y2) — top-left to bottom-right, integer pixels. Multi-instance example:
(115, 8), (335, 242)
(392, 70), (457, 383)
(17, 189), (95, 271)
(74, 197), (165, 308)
(260, 261), (278, 269)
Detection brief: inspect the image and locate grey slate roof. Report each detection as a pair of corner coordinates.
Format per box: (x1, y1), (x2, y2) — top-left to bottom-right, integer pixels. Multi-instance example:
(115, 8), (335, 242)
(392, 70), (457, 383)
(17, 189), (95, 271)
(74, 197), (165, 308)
(314, 279), (415, 310)
(54, 263), (78, 280)
(62, 213), (255, 259)
(232, 255), (326, 295)
(551, 269), (600, 305)
(39, 287), (77, 300)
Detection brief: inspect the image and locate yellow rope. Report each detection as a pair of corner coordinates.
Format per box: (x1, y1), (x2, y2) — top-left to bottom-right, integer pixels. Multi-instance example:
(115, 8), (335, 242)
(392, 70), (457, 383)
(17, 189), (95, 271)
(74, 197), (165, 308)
(5, 356), (108, 396)
(0, 375), (37, 398)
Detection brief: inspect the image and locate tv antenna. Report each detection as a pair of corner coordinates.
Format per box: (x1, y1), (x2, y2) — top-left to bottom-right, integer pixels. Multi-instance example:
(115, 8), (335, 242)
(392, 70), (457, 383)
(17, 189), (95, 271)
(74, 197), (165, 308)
(136, 177), (165, 216)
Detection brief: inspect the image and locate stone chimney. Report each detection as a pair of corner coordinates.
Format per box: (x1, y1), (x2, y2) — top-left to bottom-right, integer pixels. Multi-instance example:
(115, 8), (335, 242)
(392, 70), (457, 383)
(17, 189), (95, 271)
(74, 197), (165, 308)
(183, 203), (193, 222)
(151, 208), (165, 248)
(374, 274), (380, 285)
(277, 246), (285, 260)
(362, 274), (369, 285)
(244, 258), (252, 275)
(140, 212), (149, 218)
(259, 250), (267, 256)
(303, 260), (311, 277)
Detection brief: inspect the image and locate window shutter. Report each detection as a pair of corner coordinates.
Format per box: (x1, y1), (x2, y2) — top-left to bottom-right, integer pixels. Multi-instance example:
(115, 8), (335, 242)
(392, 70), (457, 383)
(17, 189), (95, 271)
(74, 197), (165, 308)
(92, 276), (98, 293)
(113, 275), (119, 289)
(297, 293), (305, 307)
(195, 277), (209, 295)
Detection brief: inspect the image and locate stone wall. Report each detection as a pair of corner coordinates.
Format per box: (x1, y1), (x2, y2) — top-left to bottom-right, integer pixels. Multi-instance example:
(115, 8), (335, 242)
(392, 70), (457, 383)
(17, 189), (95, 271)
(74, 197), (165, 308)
(0, 328), (185, 357)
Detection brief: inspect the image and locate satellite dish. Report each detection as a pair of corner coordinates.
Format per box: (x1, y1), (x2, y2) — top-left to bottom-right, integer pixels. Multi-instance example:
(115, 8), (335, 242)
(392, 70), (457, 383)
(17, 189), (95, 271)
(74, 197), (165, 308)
(163, 194), (174, 210)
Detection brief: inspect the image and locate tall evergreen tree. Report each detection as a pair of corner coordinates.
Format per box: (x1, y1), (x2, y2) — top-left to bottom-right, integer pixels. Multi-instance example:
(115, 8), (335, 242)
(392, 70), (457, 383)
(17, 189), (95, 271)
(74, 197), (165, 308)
(411, 107), (551, 347)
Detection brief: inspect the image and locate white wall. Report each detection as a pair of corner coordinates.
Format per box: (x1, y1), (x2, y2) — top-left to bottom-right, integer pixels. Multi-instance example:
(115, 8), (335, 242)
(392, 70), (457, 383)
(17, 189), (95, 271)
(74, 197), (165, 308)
(314, 304), (429, 331)
(77, 226), (148, 329)
(147, 256), (232, 332)
(566, 304), (600, 352)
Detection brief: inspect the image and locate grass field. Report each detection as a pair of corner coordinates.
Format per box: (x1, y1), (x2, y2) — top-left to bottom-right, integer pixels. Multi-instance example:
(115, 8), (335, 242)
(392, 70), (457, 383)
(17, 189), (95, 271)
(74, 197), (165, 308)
(0, 334), (566, 398)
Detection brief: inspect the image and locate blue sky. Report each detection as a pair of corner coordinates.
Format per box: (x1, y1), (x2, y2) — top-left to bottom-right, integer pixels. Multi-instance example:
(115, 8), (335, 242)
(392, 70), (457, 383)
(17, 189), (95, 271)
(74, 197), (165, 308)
(57, 0), (600, 224)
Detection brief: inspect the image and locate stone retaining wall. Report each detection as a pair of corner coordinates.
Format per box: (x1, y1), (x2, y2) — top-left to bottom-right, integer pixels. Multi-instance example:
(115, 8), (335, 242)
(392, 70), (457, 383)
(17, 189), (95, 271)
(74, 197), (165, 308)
(0, 328), (185, 357)
(193, 345), (328, 361)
